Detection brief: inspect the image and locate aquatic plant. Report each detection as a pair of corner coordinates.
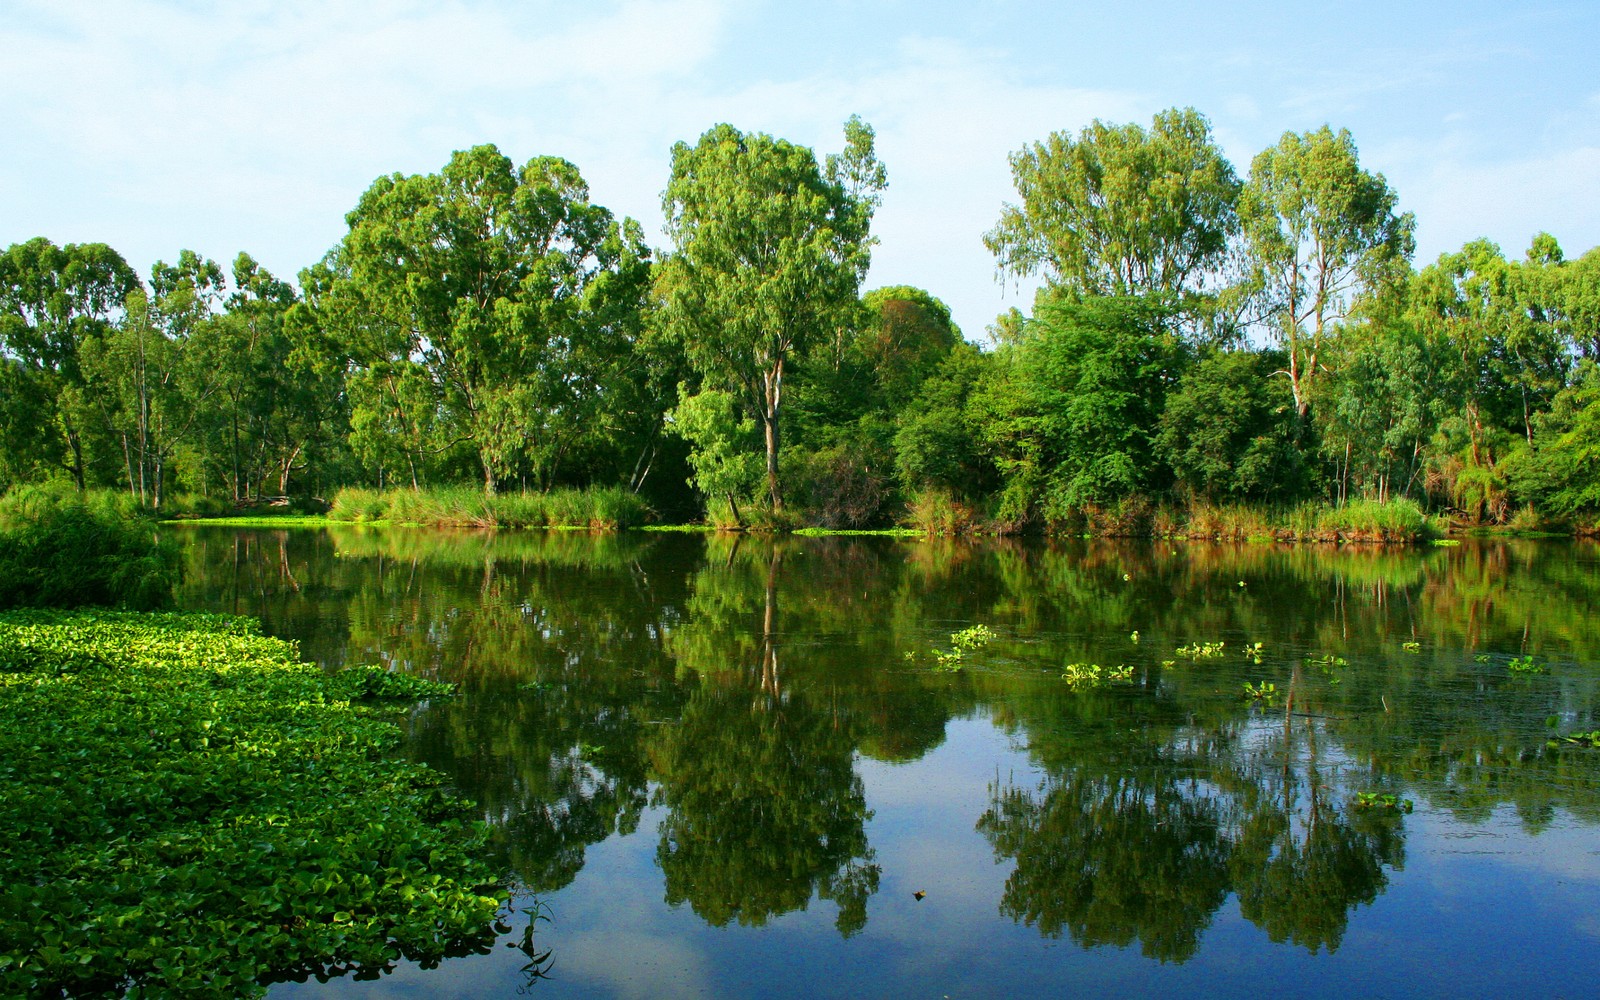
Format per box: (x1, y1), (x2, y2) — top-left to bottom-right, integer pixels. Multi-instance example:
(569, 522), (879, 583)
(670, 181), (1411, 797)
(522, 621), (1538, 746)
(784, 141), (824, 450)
(1242, 680), (1278, 701)
(1242, 641), (1265, 663)
(0, 610), (503, 997)
(933, 624), (994, 669)
(1174, 640), (1226, 659)
(1401, 641), (1421, 653)
(1353, 791), (1414, 813)
(1062, 662), (1134, 689)
(1549, 730), (1600, 749)
(1508, 655), (1546, 674)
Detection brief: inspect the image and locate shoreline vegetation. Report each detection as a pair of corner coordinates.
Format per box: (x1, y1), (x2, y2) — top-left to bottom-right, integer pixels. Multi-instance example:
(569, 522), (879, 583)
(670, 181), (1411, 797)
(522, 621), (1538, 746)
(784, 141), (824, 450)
(134, 482), (1600, 544)
(5, 110), (1600, 544)
(161, 485), (1504, 545)
(0, 500), (507, 997)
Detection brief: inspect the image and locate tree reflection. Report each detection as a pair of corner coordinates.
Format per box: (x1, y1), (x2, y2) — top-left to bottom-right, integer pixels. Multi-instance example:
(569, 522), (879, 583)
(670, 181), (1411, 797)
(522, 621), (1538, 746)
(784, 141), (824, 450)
(652, 539), (880, 935)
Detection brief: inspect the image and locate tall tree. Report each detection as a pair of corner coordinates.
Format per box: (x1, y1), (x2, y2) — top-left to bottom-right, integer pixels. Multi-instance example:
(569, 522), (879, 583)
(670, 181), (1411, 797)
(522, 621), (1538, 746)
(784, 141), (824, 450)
(0, 238), (139, 488)
(657, 117), (886, 512)
(1239, 126), (1414, 417)
(312, 145), (651, 494)
(984, 107), (1240, 315)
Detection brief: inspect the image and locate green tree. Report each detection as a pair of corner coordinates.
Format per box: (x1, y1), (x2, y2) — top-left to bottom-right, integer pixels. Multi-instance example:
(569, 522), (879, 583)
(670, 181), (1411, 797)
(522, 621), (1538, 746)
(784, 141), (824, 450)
(668, 387), (764, 527)
(984, 108), (1240, 316)
(1239, 126), (1414, 418)
(1157, 348), (1306, 504)
(894, 342), (995, 501)
(973, 297), (1185, 522)
(657, 117), (886, 512)
(0, 238), (140, 489)
(311, 145), (652, 493)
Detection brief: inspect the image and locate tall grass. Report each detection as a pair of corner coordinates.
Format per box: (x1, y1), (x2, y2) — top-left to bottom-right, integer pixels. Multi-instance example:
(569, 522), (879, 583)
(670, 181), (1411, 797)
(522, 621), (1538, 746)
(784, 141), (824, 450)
(326, 485), (652, 529)
(906, 489), (980, 536)
(0, 486), (178, 610)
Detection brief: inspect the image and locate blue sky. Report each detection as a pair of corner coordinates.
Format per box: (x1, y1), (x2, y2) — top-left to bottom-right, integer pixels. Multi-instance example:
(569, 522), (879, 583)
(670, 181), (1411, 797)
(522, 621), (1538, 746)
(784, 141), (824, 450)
(3, 0), (1596, 337)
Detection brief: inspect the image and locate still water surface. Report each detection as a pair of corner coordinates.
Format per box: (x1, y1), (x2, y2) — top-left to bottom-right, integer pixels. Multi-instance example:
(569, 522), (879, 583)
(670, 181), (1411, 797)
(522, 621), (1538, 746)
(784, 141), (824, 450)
(172, 527), (1600, 998)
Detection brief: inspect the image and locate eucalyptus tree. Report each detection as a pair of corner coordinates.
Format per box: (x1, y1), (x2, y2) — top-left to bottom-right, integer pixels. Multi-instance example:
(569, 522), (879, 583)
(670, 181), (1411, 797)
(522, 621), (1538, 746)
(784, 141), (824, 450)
(657, 117), (886, 512)
(1239, 126), (1414, 418)
(84, 250), (226, 506)
(0, 238), (140, 488)
(311, 144), (652, 494)
(984, 107), (1240, 326)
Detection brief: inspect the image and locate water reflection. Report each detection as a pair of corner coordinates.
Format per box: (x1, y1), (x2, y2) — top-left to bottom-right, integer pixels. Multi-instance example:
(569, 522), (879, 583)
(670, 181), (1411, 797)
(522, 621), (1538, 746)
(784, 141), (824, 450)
(170, 528), (1600, 984)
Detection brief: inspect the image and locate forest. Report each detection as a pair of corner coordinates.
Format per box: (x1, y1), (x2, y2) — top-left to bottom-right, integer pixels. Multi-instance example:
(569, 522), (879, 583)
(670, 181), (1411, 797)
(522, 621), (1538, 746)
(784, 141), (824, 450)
(3, 107), (1598, 534)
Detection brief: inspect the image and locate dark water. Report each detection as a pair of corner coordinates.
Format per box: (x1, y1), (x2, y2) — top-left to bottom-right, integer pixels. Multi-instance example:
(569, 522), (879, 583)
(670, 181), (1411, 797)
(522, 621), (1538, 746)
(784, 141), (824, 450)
(171, 527), (1600, 999)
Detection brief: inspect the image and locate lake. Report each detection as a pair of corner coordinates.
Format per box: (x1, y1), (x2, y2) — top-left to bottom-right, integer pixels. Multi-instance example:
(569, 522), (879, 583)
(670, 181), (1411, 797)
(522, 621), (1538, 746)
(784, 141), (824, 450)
(170, 527), (1600, 998)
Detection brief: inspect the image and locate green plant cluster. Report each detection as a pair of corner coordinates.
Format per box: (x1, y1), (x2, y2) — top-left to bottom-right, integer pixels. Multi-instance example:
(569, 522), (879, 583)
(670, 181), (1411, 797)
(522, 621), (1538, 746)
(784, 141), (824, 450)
(1061, 662), (1134, 689)
(1352, 791), (1414, 814)
(0, 610), (504, 997)
(0, 485), (179, 611)
(326, 485), (651, 529)
(1507, 654), (1546, 674)
(932, 624), (995, 670)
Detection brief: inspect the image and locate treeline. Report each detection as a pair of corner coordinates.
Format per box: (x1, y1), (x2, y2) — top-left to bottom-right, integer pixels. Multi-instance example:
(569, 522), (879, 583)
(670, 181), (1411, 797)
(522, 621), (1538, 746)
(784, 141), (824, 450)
(2, 109), (1598, 531)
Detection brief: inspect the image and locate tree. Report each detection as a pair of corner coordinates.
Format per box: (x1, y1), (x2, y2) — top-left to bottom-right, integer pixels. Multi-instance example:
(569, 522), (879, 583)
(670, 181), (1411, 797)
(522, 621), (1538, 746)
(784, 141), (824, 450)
(0, 238), (140, 488)
(657, 117), (886, 512)
(984, 107), (1240, 315)
(1239, 126), (1414, 418)
(1157, 348), (1307, 504)
(312, 144), (652, 494)
(973, 297), (1185, 522)
(82, 250), (226, 507)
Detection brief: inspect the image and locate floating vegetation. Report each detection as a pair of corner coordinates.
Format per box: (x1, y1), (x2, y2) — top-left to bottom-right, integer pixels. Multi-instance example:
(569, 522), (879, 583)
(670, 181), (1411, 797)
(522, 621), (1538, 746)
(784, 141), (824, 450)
(1508, 655), (1546, 674)
(1242, 641), (1265, 664)
(0, 610), (503, 998)
(1175, 640), (1226, 660)
(1242, 680), (1278, 702)
(932, 624), (994, 670)
(1401, 641), (1421, 653)
(1353, 791), (1414, 813)
(1549, 730), (1600, 749)
(1062, 662), (1134, 689)
(1305, 653), (1347, 685)
(1129, 630), (1140, 643)
(1474, 653), (1491, 663)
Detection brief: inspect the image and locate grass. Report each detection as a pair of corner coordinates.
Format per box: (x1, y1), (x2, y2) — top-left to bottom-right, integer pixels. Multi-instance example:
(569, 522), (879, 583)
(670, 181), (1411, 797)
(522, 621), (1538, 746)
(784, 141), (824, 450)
(0, 609), (503, 996)
(0, 489), (178, 611)
(326, 485), (653, 529)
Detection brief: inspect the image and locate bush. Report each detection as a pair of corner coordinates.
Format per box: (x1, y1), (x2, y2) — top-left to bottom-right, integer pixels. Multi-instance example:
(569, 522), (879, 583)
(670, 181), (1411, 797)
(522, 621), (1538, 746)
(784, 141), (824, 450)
(327, 486), (390, 522)
(0, 491), (178, 610)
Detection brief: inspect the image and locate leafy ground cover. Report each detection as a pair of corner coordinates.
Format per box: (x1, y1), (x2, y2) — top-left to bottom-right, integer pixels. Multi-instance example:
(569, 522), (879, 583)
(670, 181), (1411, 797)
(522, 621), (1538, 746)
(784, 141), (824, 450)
(0, 610), (504, 997)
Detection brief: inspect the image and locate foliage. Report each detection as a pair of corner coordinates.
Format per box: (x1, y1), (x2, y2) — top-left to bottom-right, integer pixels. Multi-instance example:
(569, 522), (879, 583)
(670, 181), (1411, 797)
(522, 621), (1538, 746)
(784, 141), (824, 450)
(326, 486), (651, 529)
(657, 117), (885, 511)
(1157, 348), (1307, 503)
(932, 624), (995, 670)
(0, 487), (178, 610)
(305, 144), (654, 493)
(1062, 662), (1134, 689)
(1240, 125), (1414, 417)
(0, 610), (503, 997)
(985, 107), (1240, 318)
(974, 296), (1185, 523)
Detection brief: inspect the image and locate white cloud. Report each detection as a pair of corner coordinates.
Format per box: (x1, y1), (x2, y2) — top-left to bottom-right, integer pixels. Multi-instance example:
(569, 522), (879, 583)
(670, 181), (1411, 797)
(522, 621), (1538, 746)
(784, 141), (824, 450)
(1399, 146), (1600, 263)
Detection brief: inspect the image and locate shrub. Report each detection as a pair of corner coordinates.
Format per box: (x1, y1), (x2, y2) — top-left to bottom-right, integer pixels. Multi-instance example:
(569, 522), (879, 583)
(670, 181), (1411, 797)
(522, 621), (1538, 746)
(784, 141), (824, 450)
(327, 486), (390, 522)
(0, 493), (178, 610)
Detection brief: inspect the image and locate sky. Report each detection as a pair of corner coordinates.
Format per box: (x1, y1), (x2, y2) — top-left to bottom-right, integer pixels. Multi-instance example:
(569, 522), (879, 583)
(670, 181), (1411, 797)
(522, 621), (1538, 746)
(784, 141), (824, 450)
(3, 0), (1597, 339)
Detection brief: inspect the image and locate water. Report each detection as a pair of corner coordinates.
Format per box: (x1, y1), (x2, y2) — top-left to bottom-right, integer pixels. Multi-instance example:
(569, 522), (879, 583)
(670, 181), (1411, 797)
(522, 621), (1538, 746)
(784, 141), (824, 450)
(171, 527), (1600, 998)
